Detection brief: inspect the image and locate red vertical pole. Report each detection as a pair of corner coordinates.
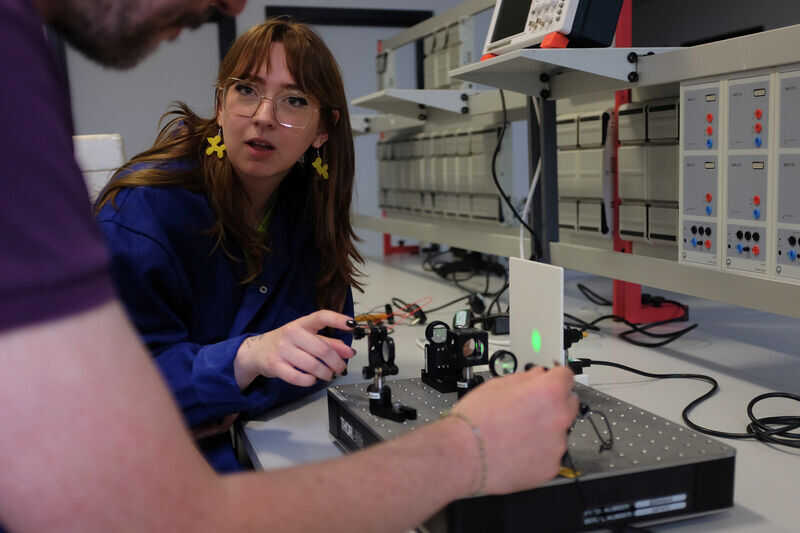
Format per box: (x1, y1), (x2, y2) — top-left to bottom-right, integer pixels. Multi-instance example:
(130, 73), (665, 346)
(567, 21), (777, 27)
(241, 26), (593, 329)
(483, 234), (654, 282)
(612, 0), (634, 319)
(611, 1), (684, 324)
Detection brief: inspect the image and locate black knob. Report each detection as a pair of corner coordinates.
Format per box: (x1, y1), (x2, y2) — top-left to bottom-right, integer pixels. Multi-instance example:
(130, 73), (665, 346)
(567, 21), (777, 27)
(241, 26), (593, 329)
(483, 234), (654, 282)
(705, 227), (712, 236)
(745, 231), (752, 241)
(753, 232), (760, 242)
(691, 226), (698, 235)
(736, 230), (743, 240)
(790, 236), (797, 246)
(460, 93), (469, 101)
(628, 71), (639, 83)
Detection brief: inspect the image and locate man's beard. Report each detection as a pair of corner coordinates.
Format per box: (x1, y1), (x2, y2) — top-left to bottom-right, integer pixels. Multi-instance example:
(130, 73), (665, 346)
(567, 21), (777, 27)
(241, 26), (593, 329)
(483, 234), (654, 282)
(50, 4), (217, 69)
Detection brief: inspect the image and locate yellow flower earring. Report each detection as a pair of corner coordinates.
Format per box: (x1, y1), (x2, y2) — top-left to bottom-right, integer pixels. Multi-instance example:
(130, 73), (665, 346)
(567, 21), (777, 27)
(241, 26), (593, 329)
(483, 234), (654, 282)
(312, 147), (329, 180)
(206, 128), (226, 159)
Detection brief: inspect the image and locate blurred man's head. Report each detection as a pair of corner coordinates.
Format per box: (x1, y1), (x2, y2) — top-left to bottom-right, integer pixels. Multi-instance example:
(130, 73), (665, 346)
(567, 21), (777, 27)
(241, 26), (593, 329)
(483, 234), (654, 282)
(38, 0), (245, 68)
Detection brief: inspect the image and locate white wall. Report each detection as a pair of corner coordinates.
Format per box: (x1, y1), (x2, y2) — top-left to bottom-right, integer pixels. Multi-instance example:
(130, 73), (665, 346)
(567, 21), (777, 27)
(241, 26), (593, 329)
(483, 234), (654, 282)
(66, 24), (218, 158)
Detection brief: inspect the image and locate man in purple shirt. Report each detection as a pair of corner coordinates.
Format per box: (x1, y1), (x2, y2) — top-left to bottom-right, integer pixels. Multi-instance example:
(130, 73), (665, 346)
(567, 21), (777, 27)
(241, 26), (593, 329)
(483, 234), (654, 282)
(0, 0), (578, 531)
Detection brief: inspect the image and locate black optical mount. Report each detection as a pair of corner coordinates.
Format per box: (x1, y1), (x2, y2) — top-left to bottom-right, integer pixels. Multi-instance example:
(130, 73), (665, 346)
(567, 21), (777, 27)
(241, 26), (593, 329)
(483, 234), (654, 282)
(421, 321), (489, 398)
(357, 323), (417, 423)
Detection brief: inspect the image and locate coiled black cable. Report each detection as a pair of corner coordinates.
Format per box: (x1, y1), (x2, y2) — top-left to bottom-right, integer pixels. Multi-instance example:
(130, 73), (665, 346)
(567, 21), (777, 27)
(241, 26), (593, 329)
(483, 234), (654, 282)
(574, 358), (800, 448)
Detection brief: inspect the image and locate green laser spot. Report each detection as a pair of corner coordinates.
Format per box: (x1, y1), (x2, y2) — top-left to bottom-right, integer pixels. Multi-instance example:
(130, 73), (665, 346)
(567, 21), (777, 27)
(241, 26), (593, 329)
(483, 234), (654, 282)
(531, 329), (542, 353)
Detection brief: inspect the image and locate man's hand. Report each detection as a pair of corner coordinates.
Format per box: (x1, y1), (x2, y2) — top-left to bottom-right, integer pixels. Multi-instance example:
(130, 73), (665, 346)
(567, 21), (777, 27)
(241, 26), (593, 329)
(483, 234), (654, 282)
(233, 310), (356, 389)
(451, 366), (579, 495)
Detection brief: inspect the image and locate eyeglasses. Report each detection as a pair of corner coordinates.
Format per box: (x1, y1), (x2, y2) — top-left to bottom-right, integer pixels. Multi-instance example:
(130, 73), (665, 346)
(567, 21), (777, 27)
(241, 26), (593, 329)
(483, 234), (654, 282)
(223, 77), (317, 129)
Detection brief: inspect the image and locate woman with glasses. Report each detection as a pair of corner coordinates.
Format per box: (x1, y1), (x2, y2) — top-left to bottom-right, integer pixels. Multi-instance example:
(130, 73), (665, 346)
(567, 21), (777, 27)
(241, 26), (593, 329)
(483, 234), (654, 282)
(95, 19), (362, 472)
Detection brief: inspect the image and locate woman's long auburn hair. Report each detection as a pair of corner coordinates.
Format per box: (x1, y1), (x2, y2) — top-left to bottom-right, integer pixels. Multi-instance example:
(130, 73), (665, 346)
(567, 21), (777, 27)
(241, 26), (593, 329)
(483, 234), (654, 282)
(95, 19), (363, 312)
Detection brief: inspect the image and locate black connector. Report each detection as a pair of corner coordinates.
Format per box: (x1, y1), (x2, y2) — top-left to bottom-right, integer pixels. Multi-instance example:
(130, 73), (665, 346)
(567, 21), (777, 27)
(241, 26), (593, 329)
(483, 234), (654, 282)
(564, 326), (583, 350)
(468, 294), (486, 315)
(641, 293), (665, 307)
(408, 304), (427, 325)
(488, 315), (509, 335)
(567, 357), (592, 375)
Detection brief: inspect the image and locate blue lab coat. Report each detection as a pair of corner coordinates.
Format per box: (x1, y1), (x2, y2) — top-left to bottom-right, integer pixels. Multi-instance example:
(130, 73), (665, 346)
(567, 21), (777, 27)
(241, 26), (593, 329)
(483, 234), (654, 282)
(96, 168), (353, 472)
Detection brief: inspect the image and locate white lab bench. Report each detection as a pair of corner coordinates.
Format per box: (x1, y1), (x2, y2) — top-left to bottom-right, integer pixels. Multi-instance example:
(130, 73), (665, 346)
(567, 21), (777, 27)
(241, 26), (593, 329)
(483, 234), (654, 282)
(238, 255), (800, 533)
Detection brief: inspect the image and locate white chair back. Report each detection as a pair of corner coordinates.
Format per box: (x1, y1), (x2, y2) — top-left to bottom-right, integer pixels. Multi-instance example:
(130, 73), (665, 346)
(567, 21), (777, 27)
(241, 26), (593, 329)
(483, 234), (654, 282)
(73, 134), (126, 202)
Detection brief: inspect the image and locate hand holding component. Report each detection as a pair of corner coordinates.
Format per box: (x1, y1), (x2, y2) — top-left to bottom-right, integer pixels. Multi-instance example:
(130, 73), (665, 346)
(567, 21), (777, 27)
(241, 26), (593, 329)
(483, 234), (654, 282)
(233, 310), (356, 388)
(449, 365), (579, 497)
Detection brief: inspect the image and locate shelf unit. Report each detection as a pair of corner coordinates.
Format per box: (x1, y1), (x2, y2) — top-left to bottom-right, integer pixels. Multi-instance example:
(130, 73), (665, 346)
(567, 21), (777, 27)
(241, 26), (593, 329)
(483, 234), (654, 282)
(350, 21), (800, 318)
(350, 114), (425, 136)
(354, 214), (525, 258)
(354, 213), (800, 319)
(451, 24), (800, 100)
(352, 89), (478, 118)
(450, 47), (677, 99)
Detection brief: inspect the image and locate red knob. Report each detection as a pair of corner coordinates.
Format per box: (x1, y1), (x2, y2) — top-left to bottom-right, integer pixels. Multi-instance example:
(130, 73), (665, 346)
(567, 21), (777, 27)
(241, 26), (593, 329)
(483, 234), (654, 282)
(706, 126), (713, 136)
(753, 195), (761, 206)
(753, 245), (760, 256)
(754, 123), (763, 133)
(755, 109), (763, 119)
(705, 193), (713, 203)
(706, 113), (714, 123)
(705, 240), (712, 250)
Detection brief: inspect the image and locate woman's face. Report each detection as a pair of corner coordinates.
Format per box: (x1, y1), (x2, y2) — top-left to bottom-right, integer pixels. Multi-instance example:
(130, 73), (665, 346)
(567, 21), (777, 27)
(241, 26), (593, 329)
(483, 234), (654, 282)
(217, 43), (328, 197)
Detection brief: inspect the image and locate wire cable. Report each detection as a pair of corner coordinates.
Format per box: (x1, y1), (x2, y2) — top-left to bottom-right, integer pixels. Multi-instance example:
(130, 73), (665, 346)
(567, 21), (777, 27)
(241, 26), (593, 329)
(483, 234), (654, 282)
(520, 95), (543, 259)
(577, 283), (612, 306)
(574, 358), (800, 448)
(493, 90), (543, 260)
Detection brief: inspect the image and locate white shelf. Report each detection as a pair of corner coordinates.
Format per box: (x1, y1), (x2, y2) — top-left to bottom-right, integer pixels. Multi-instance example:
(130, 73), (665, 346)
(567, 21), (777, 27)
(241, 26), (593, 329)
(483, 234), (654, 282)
(353, 214), (526, 258)
(450, 47), (677, 99)
(352, 89), (478, 119)
(350, 114), (424, 136)
(451, 24), (800, 100)
(353, 214), (800, 319)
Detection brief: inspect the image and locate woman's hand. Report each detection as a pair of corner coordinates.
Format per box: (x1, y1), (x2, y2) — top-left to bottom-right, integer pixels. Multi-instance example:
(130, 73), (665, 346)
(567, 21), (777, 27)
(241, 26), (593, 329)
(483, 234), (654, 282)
(233, 310), (356, 389)
(191, 413), (240, 440)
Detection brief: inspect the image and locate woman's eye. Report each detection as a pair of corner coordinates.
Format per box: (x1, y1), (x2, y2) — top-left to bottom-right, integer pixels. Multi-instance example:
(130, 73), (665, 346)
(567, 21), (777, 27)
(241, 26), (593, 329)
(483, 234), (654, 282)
(286, 95), (309, 107)
(235, 84), (256, 96)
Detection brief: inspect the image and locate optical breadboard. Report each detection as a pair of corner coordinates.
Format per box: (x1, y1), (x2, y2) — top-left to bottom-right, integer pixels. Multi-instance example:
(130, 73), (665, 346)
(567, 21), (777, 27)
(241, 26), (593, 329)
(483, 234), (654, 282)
(483, 0), (623, 57)
(328, 378), (735, 532)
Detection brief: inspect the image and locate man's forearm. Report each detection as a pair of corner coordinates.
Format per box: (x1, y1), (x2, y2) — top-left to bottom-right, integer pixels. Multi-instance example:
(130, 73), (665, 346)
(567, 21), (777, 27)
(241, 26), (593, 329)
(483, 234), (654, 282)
(221, 415), (477, 533)
(0, 301), (474, 533)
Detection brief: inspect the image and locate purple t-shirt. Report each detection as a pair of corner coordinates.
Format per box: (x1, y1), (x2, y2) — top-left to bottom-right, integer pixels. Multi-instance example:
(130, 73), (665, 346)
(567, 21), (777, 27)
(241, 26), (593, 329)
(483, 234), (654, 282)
(0, 0), (115, 332)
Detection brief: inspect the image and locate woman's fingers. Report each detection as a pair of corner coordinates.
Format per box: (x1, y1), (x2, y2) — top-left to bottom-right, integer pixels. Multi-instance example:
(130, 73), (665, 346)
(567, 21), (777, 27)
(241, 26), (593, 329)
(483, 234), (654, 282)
(284, 346), (335, 382)
(296, 310), (354, 333)
(272, 359), (322, 387)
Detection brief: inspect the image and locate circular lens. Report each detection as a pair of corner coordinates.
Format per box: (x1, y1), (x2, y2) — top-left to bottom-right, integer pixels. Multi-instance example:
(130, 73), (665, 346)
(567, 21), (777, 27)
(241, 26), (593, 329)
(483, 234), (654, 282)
(432, 324), (448, 344)
(496, 353), (515, 374)
(489, 350), (518, 377)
